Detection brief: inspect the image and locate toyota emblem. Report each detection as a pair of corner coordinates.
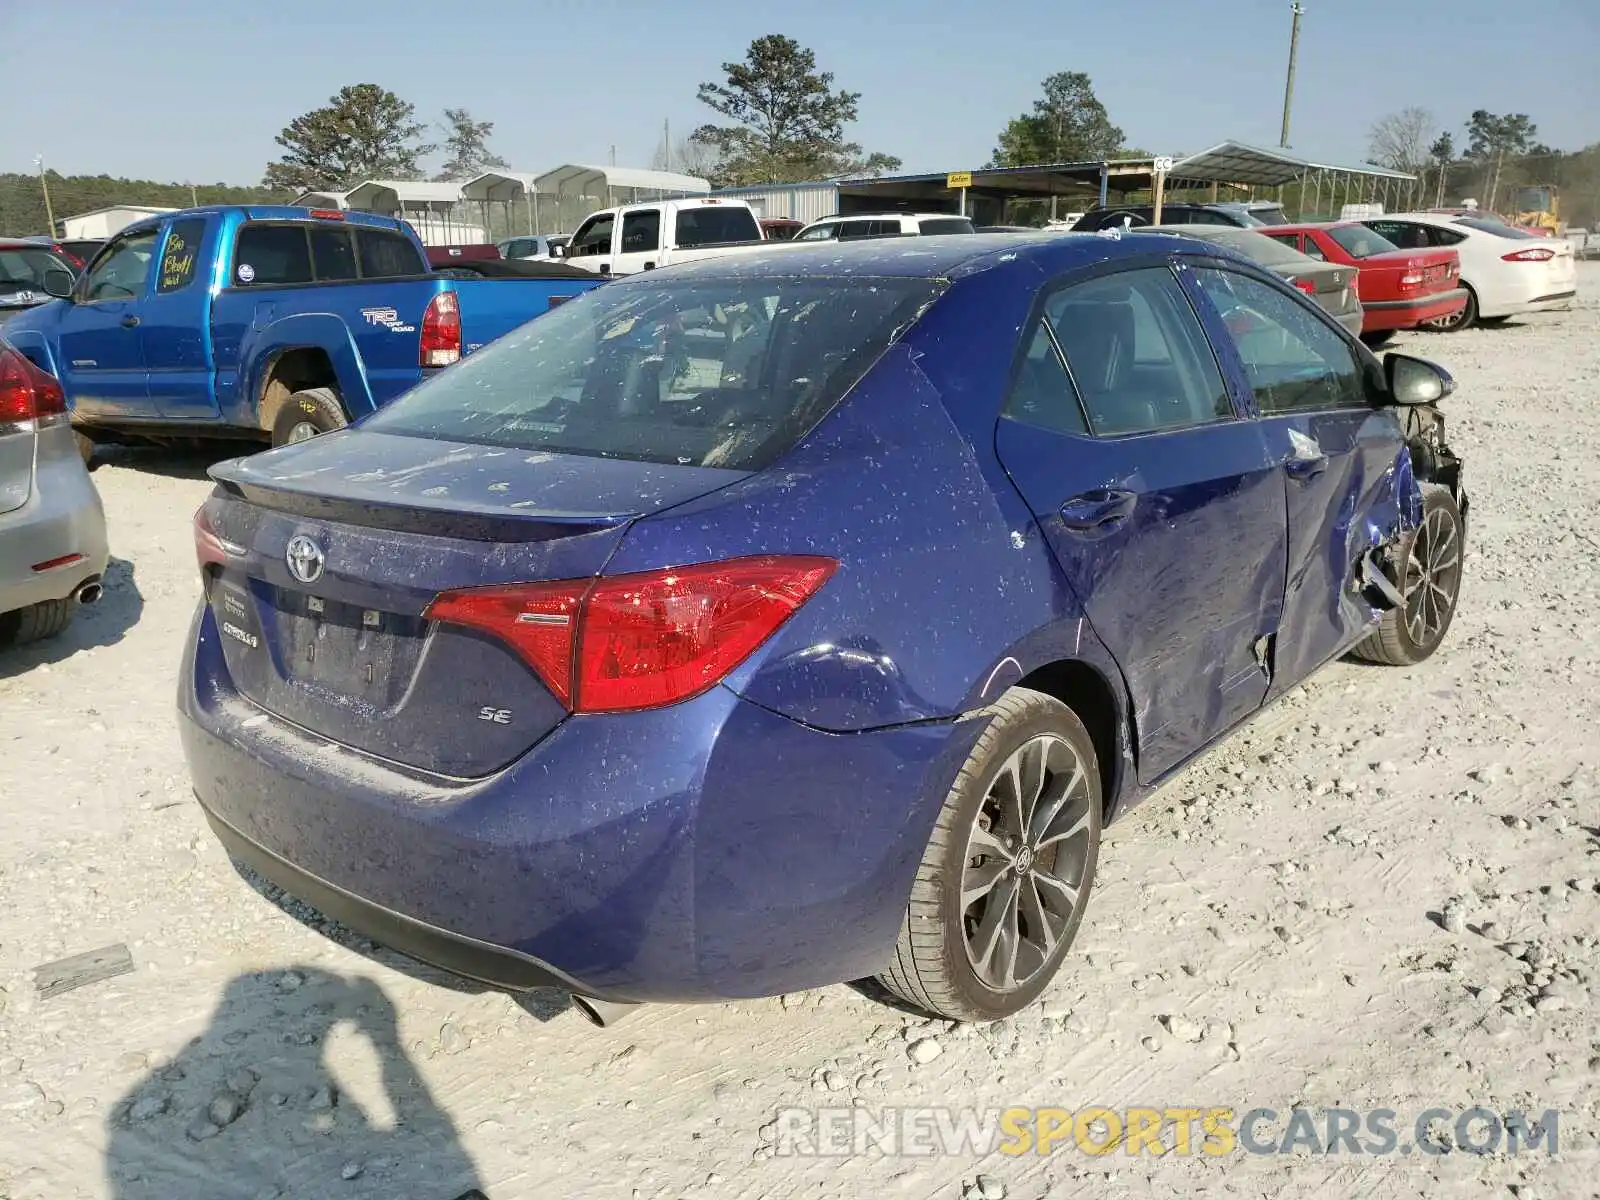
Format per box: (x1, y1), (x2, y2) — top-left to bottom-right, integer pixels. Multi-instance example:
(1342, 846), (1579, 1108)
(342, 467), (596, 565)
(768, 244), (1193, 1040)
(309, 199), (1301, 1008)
(285, 534), (325, 584)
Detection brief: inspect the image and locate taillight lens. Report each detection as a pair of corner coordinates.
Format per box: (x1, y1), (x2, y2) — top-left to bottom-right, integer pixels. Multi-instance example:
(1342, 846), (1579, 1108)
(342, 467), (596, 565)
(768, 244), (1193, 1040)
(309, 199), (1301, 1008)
(1347, 271), (1360, 298)
(1503, 247), (1555, 262)
(1293, 278), (1317, 295)
(0, 347), (66, 425)
(1399, 272), (1424, 290)
(420, 292), (461, 366)
(425, 556), (838, 713)
(194, 504), (229, 575)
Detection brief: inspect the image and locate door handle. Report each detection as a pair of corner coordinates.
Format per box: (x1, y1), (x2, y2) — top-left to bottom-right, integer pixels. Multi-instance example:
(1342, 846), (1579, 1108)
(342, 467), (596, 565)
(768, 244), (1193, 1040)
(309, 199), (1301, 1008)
(1285, 454), (1328, 480)
(120, 315), (141, 328)
(1059, 489), (1137, 532)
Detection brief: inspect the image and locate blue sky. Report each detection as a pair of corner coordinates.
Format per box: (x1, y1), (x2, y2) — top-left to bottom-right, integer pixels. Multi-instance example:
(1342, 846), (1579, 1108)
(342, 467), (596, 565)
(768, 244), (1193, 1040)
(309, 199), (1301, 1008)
(5, 0), (1596, 184)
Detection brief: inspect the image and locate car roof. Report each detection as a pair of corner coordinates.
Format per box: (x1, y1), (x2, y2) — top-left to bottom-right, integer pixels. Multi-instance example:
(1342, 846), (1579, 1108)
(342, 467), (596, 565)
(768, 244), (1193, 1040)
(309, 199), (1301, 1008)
(619, 230), (1221, 283)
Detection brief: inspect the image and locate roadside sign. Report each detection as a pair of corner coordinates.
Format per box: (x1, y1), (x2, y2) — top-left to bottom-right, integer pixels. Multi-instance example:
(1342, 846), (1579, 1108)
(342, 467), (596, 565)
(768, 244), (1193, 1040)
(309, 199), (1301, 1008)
(947, 171), (973, 190)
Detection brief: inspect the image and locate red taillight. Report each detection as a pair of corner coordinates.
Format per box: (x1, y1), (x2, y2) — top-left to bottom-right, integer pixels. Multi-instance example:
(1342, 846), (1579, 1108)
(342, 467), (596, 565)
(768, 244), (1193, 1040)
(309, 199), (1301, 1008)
(425, 556), (838, 713)
(0, 347), (66, 424)
(1293, 278), (1317, 295)
(309, 209), (345, 221)
(194, 504), (229, 574)
(420, 292), (461, 367)
(1347, 271), (1360, 298)
(1503, 247), (1555, 262)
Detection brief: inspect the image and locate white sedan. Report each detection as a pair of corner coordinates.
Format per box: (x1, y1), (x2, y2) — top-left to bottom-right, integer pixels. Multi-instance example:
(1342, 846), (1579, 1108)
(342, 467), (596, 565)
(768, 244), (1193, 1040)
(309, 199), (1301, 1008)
(1362, 213), (1577, 331)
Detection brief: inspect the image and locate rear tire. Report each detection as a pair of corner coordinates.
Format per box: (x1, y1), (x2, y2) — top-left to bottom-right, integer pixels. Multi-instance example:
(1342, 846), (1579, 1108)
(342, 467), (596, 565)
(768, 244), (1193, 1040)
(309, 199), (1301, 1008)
(1351, 484), (1463, 666)
(1422, 285), (1477, 333)
(0, 599), (75, 648)
(270, 388), (347, 447)
(876, 687), (1102, 1021)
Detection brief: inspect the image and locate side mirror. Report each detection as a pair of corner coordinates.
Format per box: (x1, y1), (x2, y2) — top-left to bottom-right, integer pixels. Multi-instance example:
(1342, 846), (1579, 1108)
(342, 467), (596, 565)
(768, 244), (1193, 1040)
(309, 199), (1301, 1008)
(43, 269), (74, 300)
(1383, 352), (1454, 406)
(549, 245), (565, 258)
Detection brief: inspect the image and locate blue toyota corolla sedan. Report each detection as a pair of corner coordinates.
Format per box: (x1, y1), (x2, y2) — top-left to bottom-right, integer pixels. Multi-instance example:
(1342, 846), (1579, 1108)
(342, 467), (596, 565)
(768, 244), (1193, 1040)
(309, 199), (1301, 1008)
(178, 232), (1467, 1025)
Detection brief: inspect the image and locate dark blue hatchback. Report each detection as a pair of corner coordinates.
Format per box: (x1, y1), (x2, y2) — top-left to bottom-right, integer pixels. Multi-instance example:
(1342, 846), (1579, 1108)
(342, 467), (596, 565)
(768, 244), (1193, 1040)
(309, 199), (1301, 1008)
(179, 233), (1467, 1024)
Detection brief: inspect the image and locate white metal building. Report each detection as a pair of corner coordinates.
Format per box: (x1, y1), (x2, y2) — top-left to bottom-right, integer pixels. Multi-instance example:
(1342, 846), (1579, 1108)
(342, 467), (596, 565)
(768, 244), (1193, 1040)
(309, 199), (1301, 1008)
(59, 205), (178, 239)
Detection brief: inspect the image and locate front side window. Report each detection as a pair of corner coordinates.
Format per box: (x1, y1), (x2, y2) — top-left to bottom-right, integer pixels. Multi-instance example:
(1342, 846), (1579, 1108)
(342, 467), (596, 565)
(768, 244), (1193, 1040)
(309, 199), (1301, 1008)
(621, 210), (661, 254)
(81, 229), (160, 301)
(156, 219), (206, 293)
(363, 275), (943, 471)
(568, 214), (615, 257)
(796, 223), (839, 242)
(233, 225), (312, 286)
(1366, 220), (1430, 251)
(1194, 268), (1366, 414)
(1044, 266), (1233, 436)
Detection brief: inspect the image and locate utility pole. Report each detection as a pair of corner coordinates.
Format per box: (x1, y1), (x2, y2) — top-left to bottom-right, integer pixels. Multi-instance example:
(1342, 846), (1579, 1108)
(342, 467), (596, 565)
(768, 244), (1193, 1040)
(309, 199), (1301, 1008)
(190, 182), (199, 207)
(1279, 2), (1305, 149)
(664, 120), (671, 173)
(34, 154), (56, 237)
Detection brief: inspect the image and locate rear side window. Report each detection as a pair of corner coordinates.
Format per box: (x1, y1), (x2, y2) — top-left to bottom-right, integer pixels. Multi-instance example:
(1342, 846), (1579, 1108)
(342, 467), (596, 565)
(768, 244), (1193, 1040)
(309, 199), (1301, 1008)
(918, 218), (974, 235)
(839, 220), (902, 239)
(1298, 235), (1329, 261)
(1044, 267), (1233, 436)
(1003, 319), (1088, 436)
(1327, 225), (1397, 259)
(1194, 268), (1366, 413)
(156, 219), (206, 293)
(796, 223), (839, 242)
(356, 228), (425, 277)
(674, 206), (760, 247)
(309, 227), (358, 281)
(234, 225), (312, 286)
(363, 276), (944, 470)
(621, 210), (661, 254)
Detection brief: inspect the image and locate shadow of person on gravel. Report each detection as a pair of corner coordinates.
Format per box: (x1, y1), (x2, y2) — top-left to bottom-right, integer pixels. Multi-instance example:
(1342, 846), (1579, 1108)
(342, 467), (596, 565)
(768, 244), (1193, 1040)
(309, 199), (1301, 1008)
(0, 555), (144, 679)
(105, 968), (486, 1200)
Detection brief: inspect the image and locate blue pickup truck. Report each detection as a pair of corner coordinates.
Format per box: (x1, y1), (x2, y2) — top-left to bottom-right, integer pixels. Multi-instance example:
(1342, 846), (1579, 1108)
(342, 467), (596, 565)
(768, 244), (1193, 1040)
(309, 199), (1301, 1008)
(3, 206), (604, 455)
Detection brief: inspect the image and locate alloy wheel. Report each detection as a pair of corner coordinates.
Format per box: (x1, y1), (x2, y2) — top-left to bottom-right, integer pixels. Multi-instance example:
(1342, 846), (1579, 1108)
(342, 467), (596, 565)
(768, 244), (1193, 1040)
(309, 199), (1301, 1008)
(285, 421), (321, 444)
(1403, 504), (1462, 647)
(961, 734), (1095, 992)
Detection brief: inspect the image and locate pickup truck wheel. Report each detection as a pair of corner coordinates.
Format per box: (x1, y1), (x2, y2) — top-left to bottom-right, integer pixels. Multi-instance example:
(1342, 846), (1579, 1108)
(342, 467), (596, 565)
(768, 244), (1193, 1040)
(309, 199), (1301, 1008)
(272, 388), (347, 447)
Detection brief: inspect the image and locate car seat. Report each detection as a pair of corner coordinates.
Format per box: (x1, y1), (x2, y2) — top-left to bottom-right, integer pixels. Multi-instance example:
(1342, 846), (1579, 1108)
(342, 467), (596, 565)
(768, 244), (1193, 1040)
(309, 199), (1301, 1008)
(1050, 302), (1151, 435)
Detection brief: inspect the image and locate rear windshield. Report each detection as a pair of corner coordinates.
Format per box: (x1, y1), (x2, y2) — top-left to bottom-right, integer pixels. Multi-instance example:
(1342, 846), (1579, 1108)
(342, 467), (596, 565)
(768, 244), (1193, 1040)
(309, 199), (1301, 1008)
(1328, 225), (1399, 259)
(1182, 227), (1309, 266)
(918, 218), (975, 235)
(1244, 206), (1287, 226)
(675, 207), (760, 248)
(1456, 217), (1536, 240)
(363, 275), (944, 470)
(0, 247), (73, 291)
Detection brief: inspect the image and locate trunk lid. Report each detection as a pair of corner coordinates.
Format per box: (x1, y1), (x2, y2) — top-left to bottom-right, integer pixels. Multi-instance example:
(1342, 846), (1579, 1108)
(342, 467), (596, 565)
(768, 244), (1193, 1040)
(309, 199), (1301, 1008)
(203, 431), (747, 777)
(1362, 248), (1460, 293)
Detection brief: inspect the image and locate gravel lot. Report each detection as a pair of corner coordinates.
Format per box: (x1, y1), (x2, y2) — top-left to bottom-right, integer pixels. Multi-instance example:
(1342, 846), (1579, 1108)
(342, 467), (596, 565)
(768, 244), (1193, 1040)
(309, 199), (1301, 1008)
(2, 266), (1597, 1199)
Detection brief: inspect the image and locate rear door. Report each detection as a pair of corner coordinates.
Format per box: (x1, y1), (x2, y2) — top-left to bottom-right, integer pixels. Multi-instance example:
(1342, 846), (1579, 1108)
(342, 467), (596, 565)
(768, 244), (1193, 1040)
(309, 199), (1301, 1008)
(612, 208), (662, 275)
(1188, 265), (1399, 691)
(142, 216), (220, 420)
(53, 226), (160, 420)
(994, 260), (1287, 781)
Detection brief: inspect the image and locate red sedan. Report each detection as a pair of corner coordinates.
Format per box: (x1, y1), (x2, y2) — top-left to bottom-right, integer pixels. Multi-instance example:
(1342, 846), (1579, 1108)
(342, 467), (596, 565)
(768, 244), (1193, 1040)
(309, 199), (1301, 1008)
(1259, 222), (1468, 342)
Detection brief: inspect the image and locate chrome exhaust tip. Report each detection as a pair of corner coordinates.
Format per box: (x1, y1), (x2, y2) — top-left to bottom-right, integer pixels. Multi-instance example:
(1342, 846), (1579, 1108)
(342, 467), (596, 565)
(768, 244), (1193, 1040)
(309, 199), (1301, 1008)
(74, 579), (103, 606)
(570, 994), (640, 1028)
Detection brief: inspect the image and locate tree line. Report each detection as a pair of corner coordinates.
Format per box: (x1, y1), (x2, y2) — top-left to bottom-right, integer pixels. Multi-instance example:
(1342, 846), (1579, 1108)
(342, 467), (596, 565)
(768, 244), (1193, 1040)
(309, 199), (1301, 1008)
(1367, 107), (1599, 227)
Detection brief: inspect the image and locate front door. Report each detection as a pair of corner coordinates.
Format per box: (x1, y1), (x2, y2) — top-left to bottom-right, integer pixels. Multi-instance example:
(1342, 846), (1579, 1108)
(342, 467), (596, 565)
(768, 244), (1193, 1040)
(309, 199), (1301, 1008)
(995, 261), (1288, 781)
(1188, 264), (1409, 693)
(141, 216), (220, 420)
(55, 226), (161, 421)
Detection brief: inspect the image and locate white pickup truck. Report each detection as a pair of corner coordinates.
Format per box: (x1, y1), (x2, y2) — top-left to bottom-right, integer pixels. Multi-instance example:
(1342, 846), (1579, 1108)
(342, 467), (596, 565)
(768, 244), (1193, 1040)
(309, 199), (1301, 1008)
(562, 198), (778, 276)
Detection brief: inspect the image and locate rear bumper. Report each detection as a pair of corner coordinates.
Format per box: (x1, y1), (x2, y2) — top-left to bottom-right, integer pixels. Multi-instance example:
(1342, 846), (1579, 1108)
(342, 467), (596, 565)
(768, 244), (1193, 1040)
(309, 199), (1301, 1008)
(1361, 288), (1468, 331)
(178, 601), (978, 1003)
(0, 428), (109, 615)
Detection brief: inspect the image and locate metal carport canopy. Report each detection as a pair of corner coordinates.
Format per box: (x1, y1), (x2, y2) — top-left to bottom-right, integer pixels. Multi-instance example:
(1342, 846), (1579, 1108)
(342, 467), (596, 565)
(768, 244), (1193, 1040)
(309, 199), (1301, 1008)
(459, 172), (542, 203)
(343, 180), (465, 212)
(531, 165), (711, 198)
(1166, 140), (1416, 187)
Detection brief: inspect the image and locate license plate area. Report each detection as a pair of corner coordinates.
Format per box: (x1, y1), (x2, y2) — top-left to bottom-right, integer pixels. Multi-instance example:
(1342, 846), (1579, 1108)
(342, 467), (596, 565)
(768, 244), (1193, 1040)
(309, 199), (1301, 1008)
(270, 585), (425, 702)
